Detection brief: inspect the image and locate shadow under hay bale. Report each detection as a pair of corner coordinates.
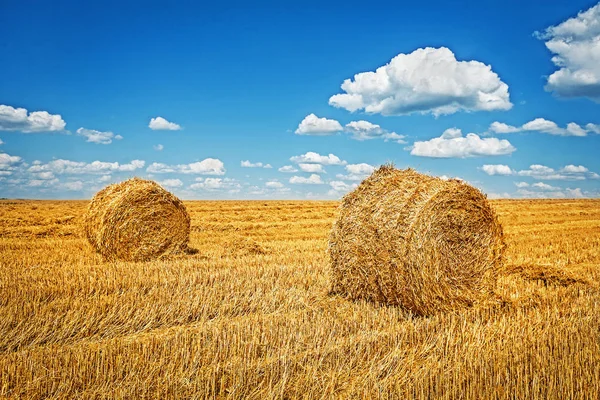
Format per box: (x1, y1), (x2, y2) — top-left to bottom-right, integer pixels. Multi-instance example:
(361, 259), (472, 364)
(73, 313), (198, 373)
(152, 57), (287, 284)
(84, 178), (191, 262)
(502, 263), (592, 287)
(328, 165), (505, 316)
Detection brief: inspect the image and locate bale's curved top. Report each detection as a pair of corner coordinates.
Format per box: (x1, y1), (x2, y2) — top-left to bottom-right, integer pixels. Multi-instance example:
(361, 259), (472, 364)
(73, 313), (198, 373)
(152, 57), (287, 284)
(328, 165), (504, 315)
(84, 178), (190, 261)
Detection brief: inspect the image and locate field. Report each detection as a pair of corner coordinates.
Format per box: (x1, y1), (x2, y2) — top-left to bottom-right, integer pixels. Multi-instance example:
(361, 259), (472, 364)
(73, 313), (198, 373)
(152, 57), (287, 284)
(1, 199), (599, 399)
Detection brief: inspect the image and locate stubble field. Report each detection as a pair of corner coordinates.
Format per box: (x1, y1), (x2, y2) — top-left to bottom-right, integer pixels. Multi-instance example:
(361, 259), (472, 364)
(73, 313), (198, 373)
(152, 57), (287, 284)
(0, 199), (599, 399)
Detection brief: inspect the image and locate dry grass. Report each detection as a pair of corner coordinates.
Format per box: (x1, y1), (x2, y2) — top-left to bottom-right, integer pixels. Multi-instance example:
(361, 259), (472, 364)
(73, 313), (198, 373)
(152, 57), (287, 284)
(329, 166), (504, 315)
(84, 178), (190, 261)
(0, 199), (599, 399)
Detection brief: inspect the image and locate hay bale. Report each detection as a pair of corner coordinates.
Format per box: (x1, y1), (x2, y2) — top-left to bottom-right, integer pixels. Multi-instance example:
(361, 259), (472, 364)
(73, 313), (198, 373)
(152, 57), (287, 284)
(84, 177), (190, 261)
(328, 165), (504, 315)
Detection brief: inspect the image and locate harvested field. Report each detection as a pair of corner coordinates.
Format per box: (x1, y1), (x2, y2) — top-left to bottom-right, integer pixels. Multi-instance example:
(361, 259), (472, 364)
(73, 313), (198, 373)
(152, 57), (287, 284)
(1, 199), (599, 399)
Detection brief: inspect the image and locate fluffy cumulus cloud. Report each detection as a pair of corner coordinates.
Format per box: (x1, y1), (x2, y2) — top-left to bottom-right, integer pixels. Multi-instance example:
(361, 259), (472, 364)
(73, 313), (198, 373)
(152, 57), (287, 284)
(28, 159), (145, 175)
(298, 163), (325, 173)
(0, 152), (23, 176)
(328, 47), (512, 116)
(344, 120), (406, 143)
(482, 163), (599, 180)
(148, 116), (182, 131)
(0, 105), (66, 133)
(586, 123), (600, 134)
(241, 160), (272, 168)
(146, 158), (225, 175)
(535, 2), (600, 101)
(289, 174), (324, 184)
(410, 128), (515, 158)
(190, 177), (240, 192)
(265, 180), (284, 188)
(153, 144), (164, 151)
(336, 163), (376, 181)
(489, 118), (596, 136)
(295, 114), (343, 135)
(278, 165), (298, 173)
(532, 182), (560, 191)
(290, 152), (347, 165)
(482, 164), (514, 176)
(76, 128), (123, 144)
(328, 180), (359, 196)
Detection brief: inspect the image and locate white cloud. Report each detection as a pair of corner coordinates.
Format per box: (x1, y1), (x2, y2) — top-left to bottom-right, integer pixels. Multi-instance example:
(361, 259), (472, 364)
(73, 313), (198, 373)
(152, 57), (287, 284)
(153, 144), (164, 151)
(0, 105), (66, 133)
(34, 171), (55, 180)
(562, 164), (588, 173)
(63, 181), (84, 191)
(265, 180), (284, 188)
(190, 177), (240, 192)
(329, 180), (358, 192)
(149, 116), (181, 131)
(28, 159), (145, 175)
(535, 3), (600, 101)
(290, 152), (347, 165)
(344, 120), (407, 143)
(146, 158), (225, 175)
(484, 164), (594, 180)
(278, 165), (298, 173)
(566, 188), (585, 198)
(76, 127), (122, 144)
(0, 105), (67, 133)
(532, 182), (560, 191)
(295, 114), (343, 135)
(482, 164), (514, 176)
(241, 160), (272, 168)
(160, 179), (183, 188)
(0, 138), (3, 145)
(99, 175), (112, 183)
(489, 122), (520, 134)
(489, 117), (593, 136)
(27, 178), (59, 187)
(487, 192), (512, 199)
(328, 47), (512, 116)
(346, 163), (376, 175)
(516, 186), (585, 199)
(515, 182), (530, 188)
(0, 152), (23, 176)
(298, 163), (325, 173)
(328, 180), (360, 197)
(586, 123), (600, 134)
(516, 164), (598, 180)
(289, 174), (324, 184)
(336, 163), (376, 181)
(411, 129), (515, 158)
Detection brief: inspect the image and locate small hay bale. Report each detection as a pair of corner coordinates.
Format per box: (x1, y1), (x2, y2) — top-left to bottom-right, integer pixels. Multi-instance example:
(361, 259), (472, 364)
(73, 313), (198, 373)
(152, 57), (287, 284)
(328, 165), (504, 315)
(84, 177), (191, 261)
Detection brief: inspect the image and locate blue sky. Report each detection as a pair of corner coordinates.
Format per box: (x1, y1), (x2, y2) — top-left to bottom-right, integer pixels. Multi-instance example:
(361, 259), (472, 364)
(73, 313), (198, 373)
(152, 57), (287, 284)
(1, 0), (599, 199)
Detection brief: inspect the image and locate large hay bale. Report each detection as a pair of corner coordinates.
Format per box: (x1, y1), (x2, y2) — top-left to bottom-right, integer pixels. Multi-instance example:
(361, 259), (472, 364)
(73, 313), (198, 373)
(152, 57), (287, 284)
(84, 178), (190, 261)
(328, 165), (504, 315)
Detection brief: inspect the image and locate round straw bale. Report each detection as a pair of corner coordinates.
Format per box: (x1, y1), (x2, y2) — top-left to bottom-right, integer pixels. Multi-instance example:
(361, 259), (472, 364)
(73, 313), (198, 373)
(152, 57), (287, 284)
(84, 177), (190, 261)
(328, 165), (504, 315)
